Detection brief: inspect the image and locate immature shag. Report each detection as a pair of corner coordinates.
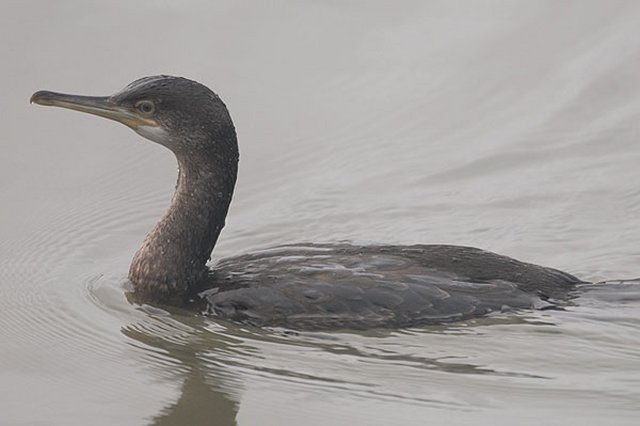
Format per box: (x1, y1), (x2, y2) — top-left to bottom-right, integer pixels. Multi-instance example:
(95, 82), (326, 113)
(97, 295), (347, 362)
(31, 76), (583, 329)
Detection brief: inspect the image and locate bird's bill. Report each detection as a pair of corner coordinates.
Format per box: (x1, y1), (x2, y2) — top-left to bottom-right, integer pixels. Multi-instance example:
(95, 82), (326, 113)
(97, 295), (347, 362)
(30, 90), (157, 129)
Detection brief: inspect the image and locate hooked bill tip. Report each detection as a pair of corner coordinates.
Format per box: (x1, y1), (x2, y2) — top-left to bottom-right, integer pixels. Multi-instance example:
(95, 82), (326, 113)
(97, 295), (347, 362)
(30, 90), (55, 105)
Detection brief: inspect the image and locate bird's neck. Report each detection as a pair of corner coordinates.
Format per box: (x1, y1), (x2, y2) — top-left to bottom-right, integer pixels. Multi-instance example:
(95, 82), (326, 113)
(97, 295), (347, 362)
(129, 147), (238, 302)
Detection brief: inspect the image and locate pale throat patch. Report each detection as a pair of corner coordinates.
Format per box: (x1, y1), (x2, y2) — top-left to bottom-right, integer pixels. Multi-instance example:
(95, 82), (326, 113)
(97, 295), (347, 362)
(135, 125), (172, 147)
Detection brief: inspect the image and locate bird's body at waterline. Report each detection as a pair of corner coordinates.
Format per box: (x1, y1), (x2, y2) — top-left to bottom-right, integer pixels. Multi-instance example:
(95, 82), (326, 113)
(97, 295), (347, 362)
(31, 75), (586, 330)
(205, 243), (580, 329)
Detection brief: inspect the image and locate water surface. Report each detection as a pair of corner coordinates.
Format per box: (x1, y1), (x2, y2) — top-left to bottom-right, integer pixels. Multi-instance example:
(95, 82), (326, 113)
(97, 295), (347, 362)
(1, 1), (640, 425)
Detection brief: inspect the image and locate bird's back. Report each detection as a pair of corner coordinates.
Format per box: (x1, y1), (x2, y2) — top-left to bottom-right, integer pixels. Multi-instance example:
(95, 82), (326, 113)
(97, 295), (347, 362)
(202, 244), (582, 330)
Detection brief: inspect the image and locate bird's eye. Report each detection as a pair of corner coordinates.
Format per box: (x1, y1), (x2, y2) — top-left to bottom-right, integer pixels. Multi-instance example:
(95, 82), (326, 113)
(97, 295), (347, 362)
(136, 100), (155, 115)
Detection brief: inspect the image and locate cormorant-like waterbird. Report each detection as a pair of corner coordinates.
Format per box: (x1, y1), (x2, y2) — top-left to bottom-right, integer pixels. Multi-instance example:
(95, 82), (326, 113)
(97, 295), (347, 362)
(31, 76), (586, 330)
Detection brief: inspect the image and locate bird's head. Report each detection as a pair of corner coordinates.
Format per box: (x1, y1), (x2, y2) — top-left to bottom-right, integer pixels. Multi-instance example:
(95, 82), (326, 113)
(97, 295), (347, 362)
(31, 75), (235, 155)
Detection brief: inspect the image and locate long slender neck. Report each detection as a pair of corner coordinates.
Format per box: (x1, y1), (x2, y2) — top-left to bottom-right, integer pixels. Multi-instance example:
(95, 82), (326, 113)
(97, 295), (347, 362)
(129, 142), (238, 302)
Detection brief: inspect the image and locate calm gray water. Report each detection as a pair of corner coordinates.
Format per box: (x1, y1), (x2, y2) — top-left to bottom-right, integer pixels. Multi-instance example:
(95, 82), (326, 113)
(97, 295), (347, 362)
(1, 1), (640, 425)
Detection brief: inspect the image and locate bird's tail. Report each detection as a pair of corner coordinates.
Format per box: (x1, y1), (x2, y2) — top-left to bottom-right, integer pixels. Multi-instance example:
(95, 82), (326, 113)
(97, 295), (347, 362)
(577, 279), (640, 303)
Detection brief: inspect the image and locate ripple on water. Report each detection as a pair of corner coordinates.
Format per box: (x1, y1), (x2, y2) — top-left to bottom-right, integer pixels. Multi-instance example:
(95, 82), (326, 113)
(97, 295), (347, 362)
(0, 158), (181, 399)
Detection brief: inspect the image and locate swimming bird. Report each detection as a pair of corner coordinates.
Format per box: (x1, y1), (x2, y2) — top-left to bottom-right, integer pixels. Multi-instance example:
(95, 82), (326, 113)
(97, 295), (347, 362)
(31, 76), (584, 330)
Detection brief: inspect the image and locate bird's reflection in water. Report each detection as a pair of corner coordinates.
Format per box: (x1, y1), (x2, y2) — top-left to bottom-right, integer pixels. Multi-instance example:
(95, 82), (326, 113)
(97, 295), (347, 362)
(121, 313), (239, 426)
(118, 296), (580, 425)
